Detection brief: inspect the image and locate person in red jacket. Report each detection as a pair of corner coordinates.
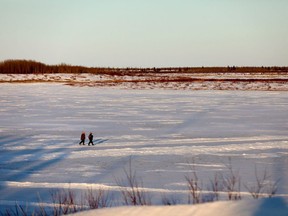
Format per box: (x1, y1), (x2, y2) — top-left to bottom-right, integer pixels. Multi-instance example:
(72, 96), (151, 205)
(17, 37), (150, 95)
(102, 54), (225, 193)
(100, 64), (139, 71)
(79, 132), (86, 145)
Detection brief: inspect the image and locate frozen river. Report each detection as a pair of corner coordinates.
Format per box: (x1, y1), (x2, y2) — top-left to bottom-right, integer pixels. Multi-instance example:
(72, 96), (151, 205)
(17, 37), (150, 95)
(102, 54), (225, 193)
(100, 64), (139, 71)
(0, 83), (287, 211)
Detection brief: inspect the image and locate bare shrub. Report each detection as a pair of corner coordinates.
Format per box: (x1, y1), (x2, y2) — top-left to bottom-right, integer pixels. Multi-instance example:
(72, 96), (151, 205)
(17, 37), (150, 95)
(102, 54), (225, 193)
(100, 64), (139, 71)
(244, 167), (279, 199)
(266, 179), (279, 198)
(1, 203), (31, 216)
(50, 188), (78, 215)
(207, 172), (223, 201)
(85, 187), (112, 209)
(115, 157), (151, 206)
(161, 194), (181, 206)
(185, 160), (202, 204)
(35, 193), (48, 216)
(222, 158), (241, 200)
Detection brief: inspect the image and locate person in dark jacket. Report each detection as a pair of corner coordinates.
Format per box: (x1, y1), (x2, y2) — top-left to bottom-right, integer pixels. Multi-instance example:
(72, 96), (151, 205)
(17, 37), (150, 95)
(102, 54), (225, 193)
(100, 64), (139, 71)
(88, 132), (94, 146)
(79, 132), (86, 145)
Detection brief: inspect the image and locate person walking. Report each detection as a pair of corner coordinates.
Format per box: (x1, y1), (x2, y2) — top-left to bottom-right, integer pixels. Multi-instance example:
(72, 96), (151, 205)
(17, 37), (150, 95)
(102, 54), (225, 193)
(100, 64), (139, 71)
(79, 132), (86, 145)
(88, 132), (94, 146)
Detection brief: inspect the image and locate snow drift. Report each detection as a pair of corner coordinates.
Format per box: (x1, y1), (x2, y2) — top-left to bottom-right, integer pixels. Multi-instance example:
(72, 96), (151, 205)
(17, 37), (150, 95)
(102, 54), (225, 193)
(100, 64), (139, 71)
(72, 197), (288, 216)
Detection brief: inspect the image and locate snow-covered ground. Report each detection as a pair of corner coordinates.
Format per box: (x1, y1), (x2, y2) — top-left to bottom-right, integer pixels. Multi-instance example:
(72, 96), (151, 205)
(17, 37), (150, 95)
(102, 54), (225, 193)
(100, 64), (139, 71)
(73, 198), (288, 216)
(0, 83), (287, 215)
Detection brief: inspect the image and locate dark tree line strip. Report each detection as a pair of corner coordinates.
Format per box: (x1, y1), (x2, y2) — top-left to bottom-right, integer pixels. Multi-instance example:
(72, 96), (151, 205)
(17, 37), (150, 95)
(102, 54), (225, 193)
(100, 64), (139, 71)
(0, 59), (288, 75)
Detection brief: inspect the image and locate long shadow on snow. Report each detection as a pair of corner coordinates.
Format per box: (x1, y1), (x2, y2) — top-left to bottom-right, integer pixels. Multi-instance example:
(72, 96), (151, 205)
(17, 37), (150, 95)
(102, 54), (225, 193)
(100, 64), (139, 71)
(0, 136), (109, 182)
(0, 135), (30, 147)
(0, 135), (43, 172)
(93, 139), (109, 144)
(1, 151), (66, 182)
(0, 152), (67, 202)
(0, 136), (76, 195)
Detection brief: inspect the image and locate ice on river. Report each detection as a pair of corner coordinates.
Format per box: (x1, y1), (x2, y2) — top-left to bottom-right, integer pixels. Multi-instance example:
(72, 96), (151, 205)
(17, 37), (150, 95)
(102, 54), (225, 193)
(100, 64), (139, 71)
(0, 83), (287, 212)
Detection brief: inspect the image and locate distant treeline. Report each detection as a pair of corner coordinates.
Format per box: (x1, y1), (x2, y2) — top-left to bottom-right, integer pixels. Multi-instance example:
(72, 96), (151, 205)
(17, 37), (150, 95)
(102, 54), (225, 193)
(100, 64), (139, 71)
(0, 59), (288, 75)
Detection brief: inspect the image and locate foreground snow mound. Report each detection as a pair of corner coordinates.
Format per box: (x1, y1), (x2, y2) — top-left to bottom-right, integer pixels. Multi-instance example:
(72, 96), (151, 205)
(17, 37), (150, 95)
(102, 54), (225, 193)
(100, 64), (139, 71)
(72, 197), (287, 216)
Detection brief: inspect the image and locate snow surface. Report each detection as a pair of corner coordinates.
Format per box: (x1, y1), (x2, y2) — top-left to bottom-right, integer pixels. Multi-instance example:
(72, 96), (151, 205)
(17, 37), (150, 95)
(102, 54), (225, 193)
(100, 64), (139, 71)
(0, 83), (288, 214)
(72, 197), (288, 216)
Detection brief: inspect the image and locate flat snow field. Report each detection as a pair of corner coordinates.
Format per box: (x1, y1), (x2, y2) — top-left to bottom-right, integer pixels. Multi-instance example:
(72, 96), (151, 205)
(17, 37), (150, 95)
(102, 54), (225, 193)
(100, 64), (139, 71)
(0, 83), (287, 212)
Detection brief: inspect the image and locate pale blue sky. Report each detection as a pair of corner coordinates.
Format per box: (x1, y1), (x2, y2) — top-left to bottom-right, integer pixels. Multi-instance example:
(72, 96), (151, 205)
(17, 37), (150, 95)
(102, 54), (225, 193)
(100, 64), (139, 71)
(0, 0), (287, 67)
